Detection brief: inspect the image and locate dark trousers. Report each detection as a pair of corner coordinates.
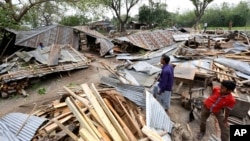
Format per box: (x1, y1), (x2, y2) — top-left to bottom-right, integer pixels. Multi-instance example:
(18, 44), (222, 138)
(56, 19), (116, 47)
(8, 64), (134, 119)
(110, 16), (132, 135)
(200, 105), (229, 141)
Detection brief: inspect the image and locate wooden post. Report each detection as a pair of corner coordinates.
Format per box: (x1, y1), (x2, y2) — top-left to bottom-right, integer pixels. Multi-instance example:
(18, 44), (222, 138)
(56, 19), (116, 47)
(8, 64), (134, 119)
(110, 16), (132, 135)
(208, 36), (210, 48)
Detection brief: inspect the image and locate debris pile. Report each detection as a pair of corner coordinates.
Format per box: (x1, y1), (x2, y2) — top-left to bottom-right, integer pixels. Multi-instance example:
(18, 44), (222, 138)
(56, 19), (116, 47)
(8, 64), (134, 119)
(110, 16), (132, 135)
(0, 44), (90, 97)
(29, 84), (173, 141)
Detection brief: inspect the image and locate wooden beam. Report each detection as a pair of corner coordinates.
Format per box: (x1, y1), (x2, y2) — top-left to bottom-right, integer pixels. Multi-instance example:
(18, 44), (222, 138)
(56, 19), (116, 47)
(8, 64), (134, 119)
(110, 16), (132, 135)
(81, 83), (123, 141)
(79, 128), (98, 141)
(65, 97), (99, 140)
(52, 118), (78, 141)
(116, 96), (144, 138)
(196, 65), (240, 79)
(63, 86), (103, 126)
(70, 97), (104, 141)
(44, 115), (73, 133)
(104, 98), (137, 141)
(141, 126), (164, 141)
(90, 83), (129, 141)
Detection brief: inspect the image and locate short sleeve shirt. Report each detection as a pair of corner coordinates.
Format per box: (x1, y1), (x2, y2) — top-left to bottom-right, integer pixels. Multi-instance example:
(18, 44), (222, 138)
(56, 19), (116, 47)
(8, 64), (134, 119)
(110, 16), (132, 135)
(204, 87), (236, 113)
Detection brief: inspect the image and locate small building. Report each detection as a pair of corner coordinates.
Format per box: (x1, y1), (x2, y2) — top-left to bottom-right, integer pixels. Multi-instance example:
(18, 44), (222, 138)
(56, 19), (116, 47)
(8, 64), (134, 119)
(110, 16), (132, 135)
(88, 20), (114, 32)
(128, 21), (147, 30)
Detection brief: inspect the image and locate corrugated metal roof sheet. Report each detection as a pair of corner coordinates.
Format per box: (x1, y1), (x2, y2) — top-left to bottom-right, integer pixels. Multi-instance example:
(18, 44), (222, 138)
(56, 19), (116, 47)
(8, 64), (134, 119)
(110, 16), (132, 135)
(0, 121), (19, 141)
(100, 76), (146, 108)
(96, 38), (114, 56)
(131, 61), (161, 75)
(73, 26), (107, 39)
(146, 91), (173, 133)
(74, 26), (114, 56)
(115, 30), (175, 51)
(5, 24), (79, 49)
(122, 69), (158, 87)
(1, 112), (47, 141)
(173, 34), (190, 41)
(1, 44), (89, 83)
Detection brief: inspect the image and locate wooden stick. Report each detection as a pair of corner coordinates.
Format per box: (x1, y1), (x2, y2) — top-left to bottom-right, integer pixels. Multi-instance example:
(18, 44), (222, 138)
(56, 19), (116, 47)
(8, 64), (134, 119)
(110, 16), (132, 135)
(141, 126), (164, 141)
(81, 83), (123, 141)
(65, 97), (99, 140)
(116, 96), (144, 138)
(195, 65), (240, 79)
(16, 103), (37, 136)
(52, 118), (78, 141)
(104, 98), (137, 141)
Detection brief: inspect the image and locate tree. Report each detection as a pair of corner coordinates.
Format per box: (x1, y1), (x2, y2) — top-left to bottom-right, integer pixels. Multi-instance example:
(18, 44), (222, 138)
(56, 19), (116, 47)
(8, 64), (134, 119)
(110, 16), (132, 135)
(60, 15), (91, 26)
(139, 2), (170, 28)
(190, 0), (213, 29)
(0, 0), (77, 28)
(104, 0), (140, 32)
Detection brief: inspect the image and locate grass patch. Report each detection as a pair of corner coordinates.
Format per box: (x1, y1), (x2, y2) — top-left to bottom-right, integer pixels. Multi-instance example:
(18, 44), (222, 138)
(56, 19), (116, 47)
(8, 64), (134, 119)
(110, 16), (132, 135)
(38, 88), (46, 95)
(31, 82), (42, 90)
(208, 26), (250, 31)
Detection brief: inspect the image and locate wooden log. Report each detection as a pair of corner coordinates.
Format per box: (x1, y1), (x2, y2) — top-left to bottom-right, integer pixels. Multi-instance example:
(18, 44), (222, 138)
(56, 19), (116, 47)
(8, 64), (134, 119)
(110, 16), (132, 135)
(104, 98), (137, 141)
(65, 97), (99, 140)
(141, 126), (164, 141)
(52, 118), (78, 141)
(81, 83), (123, 141)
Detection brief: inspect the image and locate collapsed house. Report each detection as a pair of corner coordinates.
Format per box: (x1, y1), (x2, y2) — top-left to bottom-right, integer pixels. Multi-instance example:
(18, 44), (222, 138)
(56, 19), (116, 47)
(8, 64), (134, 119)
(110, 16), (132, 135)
(73, 26), (114, 57)
(0, 44), (89, 97)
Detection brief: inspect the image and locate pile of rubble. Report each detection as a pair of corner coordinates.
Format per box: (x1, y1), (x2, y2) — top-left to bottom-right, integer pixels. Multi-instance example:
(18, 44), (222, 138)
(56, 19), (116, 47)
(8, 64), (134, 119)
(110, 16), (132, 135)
(0, 84), (181, 141)
(0, 44), (90, 97)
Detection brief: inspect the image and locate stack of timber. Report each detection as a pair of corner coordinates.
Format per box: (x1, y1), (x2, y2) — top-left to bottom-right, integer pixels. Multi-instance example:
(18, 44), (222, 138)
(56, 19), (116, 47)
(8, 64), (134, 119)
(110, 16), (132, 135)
(31, 84), (164, 141)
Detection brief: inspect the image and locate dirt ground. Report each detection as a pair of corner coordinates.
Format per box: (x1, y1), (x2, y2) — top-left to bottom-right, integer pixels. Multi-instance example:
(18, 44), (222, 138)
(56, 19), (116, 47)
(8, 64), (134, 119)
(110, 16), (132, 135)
(0, 48), (218, 141)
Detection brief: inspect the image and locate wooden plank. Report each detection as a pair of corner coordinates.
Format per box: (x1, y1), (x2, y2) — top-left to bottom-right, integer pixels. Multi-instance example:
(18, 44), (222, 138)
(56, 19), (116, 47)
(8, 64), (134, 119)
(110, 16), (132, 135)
(52, 118), (78, 141)
(79, 128), (98, 141)
(81, 83), (123, 141)
(44, 115), (73, 133)
(138, 131), (168, 141)
(63, 86), (103, 125)
(104, 98), (137, 141)
(141, 126), (164, 141)
(40, 111), (72, 130)
(71, 97), (104, 140)
(65, 97), (99, 140)
(116, 96), (144, 138)
(53, 102), (67, 109)
(97, 126), (112, 141)
(90, 83), (129, 141)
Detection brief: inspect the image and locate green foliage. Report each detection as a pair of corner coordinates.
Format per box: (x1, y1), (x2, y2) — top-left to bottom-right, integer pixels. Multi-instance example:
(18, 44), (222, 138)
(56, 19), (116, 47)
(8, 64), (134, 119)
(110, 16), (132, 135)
(59, 15), (91, 26)
(174, 1), (250, 28)
(38, 88), (46, 95)
(0, 8), (20, 29)
(138, 2), (170, 28)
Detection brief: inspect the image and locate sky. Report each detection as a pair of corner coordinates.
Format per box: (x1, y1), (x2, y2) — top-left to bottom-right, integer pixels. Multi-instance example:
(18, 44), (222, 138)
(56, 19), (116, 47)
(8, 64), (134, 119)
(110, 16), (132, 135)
(124, 0), (247, 17)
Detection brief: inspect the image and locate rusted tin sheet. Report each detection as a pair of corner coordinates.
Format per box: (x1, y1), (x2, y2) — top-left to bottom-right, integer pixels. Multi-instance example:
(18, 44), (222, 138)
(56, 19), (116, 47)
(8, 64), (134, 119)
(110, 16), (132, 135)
(115, 30), (175, 51)
(73, 26), (107, 39)
(48, 45), (61, 66)
(74, 26), (114, 56)
(5, 25), (79, 49)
